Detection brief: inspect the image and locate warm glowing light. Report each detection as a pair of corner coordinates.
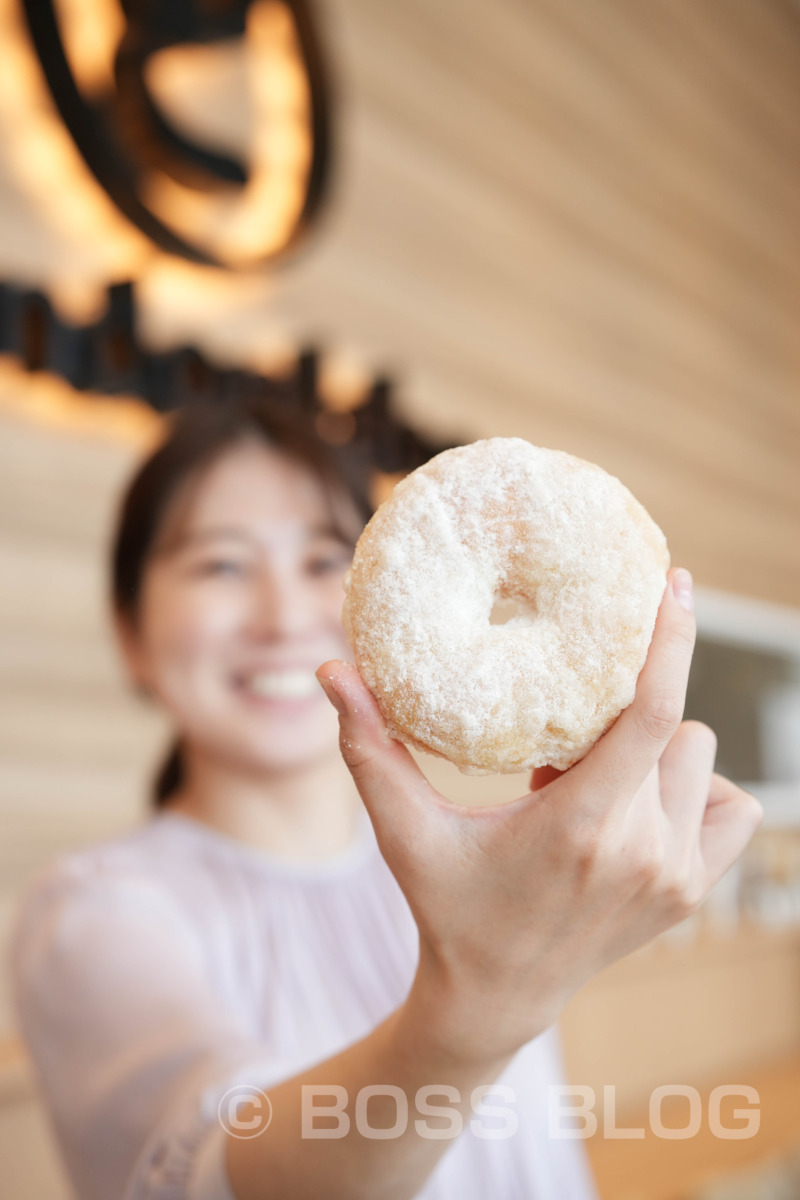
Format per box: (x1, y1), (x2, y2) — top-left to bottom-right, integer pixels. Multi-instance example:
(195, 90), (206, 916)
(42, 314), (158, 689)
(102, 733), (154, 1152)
(48, 277), (109, 325)
(0, 0), (152, 276)
(0, 0), (322, 272)
(319, 350), (373, 413)
(144, 38), (253, 160)
(0, 356), (163, 449)
(134, 257), (282, 364)
(371, 471), (406, 509)
(52, 0), (125, 96)
(140, 0), (314, 268)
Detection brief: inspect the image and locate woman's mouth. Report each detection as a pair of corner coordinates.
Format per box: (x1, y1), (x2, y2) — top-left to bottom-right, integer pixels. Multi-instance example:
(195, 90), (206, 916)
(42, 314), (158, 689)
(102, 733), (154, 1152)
(234, 669), (321, 702)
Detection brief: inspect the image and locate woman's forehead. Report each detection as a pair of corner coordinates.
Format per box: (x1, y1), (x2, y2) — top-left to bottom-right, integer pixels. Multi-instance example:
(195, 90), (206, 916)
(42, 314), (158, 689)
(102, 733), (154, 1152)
(156, 441), (359, 554)
(198, 442), (327, 516)
(171, 521), (346, 554)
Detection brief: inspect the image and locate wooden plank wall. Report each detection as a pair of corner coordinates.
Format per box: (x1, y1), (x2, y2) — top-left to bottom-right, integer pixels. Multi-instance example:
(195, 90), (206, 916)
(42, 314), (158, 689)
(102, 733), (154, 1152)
(0, 403), (168, 897)
(261, 0), (800, 608)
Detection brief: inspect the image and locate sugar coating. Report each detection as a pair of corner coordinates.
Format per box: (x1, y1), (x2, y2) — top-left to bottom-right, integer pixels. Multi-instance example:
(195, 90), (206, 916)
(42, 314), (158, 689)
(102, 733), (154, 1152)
(342, 437), (670, 774)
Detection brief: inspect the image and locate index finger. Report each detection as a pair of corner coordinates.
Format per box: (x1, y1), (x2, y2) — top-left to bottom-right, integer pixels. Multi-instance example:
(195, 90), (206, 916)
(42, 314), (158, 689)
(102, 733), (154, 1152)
(564, 567), (696, 813)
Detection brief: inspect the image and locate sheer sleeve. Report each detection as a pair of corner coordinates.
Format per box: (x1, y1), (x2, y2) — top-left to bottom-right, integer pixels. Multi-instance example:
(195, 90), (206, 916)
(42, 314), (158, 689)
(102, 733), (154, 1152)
(9, 860), (293, 1200)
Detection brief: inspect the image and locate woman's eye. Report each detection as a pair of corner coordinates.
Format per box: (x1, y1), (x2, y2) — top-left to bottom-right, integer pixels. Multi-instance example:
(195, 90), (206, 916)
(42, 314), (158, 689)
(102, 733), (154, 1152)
(307, 551), (350, 576)
(200, 559), (246, 577)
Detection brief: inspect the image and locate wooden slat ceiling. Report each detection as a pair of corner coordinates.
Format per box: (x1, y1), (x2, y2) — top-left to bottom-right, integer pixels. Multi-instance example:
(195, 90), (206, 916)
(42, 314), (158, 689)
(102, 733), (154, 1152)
(1, 0), (799, 600)
(261, 0), (800, 604)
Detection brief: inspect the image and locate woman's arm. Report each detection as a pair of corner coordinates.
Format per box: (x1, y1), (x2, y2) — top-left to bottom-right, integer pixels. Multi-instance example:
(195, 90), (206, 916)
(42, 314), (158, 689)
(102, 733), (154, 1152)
(225, 975), (518, 1200)
(226, 567), (758, 1200)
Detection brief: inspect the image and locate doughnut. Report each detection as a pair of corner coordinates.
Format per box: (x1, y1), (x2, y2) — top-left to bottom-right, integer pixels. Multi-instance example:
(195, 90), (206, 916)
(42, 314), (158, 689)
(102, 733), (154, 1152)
(342, 437), (670, 774)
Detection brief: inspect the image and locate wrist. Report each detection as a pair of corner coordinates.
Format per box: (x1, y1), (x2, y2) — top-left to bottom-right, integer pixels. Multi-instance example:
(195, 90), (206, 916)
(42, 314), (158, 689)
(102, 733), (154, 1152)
(393, 990), (512, 1098)
(399, 957), (520, 1075)
(404, 941), (564, 1069)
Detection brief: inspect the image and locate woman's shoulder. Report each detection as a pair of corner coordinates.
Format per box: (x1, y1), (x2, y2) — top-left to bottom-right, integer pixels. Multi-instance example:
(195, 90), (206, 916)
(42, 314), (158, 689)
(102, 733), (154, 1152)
(17, 811), (177, 888)
(8, 815), (204, 956)
(6, 819), (204, 1029)
(10, 804), (385, 945)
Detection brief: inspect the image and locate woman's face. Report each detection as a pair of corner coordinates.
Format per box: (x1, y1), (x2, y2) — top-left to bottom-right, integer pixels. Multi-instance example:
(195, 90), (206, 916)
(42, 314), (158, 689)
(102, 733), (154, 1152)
(119, 440), (360, 777)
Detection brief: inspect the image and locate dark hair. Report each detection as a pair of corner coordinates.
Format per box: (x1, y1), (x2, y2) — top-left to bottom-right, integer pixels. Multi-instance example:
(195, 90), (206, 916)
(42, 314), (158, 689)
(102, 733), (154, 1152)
(110, 396), (374, 809)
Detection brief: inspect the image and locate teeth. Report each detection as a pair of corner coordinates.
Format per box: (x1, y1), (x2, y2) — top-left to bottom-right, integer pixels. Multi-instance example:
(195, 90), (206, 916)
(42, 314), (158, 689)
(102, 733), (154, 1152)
(241, 670), (319, 700)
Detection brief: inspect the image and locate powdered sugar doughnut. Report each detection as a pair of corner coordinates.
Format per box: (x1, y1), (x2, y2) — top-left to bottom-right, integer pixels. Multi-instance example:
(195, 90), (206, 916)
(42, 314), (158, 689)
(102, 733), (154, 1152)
(342, 437), (670, 774)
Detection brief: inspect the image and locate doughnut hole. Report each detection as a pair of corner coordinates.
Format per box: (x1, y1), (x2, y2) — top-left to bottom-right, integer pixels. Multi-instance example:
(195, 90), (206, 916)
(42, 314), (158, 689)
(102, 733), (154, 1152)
(489, 590), (538, 627)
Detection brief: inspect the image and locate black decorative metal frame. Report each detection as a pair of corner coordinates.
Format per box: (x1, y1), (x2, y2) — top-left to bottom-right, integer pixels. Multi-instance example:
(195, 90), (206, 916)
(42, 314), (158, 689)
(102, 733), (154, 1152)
(21, 0), (333, 267)
(0, 279), (450, 481)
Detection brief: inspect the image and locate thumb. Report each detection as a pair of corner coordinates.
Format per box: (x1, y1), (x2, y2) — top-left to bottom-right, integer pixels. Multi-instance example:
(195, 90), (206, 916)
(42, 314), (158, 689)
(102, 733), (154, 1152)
(315, 660), (439, 845)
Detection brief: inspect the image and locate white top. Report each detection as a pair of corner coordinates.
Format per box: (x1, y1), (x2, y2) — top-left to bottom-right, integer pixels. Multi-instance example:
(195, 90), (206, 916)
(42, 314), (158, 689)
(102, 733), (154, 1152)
(9, 807), (598, 1200)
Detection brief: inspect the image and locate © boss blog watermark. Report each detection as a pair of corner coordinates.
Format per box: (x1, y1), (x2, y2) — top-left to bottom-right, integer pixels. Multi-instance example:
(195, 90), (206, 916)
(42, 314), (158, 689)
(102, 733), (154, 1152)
(550, 1085), (760, 1140)
(218, 1084), (517, 1140)
(218, 1083), (760, 1141)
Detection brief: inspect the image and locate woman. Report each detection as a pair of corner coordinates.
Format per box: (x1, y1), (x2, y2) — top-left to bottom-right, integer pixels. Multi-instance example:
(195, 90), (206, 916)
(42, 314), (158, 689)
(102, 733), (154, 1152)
(10, 396), (761, 1200)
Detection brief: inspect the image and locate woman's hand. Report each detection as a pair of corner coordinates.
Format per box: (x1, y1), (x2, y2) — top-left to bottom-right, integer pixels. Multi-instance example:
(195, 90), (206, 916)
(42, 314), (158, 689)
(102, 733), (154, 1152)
(316, 568), (763, 1064)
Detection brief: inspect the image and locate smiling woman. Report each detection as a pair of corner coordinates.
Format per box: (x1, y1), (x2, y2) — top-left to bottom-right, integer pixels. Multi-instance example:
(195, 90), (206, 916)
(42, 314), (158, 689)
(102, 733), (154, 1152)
(110, 398), (370, 827)
(8, 394), (759, 1200)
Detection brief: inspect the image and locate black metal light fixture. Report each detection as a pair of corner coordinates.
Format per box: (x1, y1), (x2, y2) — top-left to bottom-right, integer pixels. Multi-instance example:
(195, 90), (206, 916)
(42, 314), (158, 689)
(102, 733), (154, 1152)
(21, 0), (333, 268)
(0, 279), (451, 482)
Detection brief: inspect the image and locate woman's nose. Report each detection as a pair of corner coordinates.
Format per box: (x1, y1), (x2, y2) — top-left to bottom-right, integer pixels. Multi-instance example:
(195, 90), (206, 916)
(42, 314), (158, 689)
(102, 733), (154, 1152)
(246, 567), (315, 640)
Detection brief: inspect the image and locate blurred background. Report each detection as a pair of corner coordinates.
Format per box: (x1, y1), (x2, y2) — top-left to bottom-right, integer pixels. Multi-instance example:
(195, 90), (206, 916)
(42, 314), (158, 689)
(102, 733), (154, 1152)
(1, 1), (799, 1197)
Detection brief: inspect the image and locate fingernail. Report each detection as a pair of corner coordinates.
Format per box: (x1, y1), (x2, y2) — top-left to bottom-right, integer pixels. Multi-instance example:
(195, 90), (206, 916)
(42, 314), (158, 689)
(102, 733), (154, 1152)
(316, 672), (347, 715)
(671, 568), (694, 612)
